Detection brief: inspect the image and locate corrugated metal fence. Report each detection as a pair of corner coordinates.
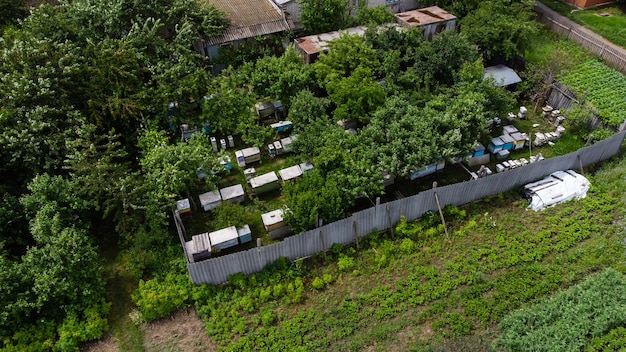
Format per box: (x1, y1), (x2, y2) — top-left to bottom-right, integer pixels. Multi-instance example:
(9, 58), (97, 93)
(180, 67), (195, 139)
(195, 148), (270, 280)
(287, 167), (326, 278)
(534, 2), (626, 75)
(187, 131), (626, 284)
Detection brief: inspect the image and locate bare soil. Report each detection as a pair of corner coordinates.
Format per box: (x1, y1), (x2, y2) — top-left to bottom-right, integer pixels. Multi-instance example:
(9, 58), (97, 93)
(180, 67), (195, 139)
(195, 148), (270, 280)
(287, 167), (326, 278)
(142, 308), (217, 352)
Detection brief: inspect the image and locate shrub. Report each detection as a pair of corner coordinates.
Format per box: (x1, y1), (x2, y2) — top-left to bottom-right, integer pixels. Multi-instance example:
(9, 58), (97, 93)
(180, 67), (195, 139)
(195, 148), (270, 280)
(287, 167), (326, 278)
(239, 295), (256, 313)
(311, 277), (325, 290)
(338, 255), (355, 272)
(261, 309), (276, 327)
(399, 238), (415, 253)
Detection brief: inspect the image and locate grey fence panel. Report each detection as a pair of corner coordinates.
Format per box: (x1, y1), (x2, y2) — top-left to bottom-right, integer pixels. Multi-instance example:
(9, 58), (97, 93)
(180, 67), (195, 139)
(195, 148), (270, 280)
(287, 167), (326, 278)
(321, 217), (353, 247)
(186, 131), (626, 284)
(373, 204), (389, 233)
(259, 241), (286, 265)
(354, 207), (378, 237)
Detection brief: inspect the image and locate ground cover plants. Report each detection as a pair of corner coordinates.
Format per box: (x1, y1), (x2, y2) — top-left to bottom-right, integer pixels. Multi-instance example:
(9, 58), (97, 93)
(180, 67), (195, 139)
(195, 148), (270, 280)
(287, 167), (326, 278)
(132, 153), (626, 350)
(541, 1), (626, 48)
(498, 268), (626, 351)
(559, 60), (626, 127)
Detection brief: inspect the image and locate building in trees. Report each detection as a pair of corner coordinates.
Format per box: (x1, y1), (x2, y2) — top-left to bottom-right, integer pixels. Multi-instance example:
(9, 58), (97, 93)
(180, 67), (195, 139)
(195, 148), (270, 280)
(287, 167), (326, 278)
(394, 6), (456, 41)
(294, 6), (456, 64)
(197, 0), (295, 70)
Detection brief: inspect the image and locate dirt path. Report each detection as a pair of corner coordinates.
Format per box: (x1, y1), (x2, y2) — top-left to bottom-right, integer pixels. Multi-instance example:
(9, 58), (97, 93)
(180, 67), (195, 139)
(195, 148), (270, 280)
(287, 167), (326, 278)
(83, 231), (143, 352)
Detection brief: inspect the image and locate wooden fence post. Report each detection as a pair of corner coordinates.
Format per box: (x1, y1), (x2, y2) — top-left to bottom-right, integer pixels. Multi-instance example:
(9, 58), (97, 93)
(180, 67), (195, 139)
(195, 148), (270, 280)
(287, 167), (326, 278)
(386, 203), (394, 239)
(319, 230), (326, 259)
(353, 220), (359, 251)
(434, 192), (450, 241)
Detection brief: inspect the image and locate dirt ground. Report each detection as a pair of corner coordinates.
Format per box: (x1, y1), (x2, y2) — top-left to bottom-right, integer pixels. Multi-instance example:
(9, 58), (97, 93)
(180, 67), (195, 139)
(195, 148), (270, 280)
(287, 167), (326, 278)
(83, 308), (216, 352)
(142, 308), (217, 352)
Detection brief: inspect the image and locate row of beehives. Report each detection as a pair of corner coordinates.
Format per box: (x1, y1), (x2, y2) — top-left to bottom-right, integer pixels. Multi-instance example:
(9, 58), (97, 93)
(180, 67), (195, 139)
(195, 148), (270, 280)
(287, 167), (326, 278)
(495, 153), (545, 173)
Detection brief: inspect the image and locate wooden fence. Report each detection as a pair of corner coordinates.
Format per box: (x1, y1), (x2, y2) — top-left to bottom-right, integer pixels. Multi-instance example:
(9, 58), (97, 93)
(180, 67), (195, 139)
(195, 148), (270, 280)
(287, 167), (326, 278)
(534, 1), (626, 75)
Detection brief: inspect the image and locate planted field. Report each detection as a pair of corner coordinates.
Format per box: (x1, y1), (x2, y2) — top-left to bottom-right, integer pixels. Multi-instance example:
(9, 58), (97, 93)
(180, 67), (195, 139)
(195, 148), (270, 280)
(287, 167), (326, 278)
(498, 268), (626, 351)
(560, 60), (626, 126)
(134, 155), (626, 350)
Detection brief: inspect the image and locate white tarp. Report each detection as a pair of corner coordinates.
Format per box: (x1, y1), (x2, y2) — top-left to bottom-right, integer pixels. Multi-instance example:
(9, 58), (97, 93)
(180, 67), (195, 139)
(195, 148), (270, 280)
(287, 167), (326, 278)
(523, 170), (590, 211)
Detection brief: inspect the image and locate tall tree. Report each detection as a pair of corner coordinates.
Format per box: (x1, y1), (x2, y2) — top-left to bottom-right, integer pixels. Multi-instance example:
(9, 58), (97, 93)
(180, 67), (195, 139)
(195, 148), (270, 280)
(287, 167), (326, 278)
(461, 0), (538, 61)
(298, 0), (352, 34)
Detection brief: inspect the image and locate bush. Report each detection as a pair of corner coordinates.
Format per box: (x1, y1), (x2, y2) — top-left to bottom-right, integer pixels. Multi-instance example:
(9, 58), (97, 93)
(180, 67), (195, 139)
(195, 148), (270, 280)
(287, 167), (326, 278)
(338, 255), (355, 272)
(399, 238), (415, 253)
(311, 277), (325, 290)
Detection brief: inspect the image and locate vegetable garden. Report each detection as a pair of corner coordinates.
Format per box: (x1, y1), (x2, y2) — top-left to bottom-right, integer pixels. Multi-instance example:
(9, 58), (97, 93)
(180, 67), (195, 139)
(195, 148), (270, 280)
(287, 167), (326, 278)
(560, 60), (626, 127)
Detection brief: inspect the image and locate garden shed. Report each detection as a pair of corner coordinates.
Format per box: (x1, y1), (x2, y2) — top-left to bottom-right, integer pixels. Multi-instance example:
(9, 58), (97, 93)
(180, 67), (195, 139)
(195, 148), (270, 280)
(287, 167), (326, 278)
(240, 147), (261, 164)
(294, 26), (367, 64)
(279, 164), (303, 183)
(523, 170), (590, 211)
(198, 190), (222, 211)
(250, 171), (280, 194)
(394, 6), (457, 41)
(209, 226), (240, 250)
(220, 184), (245, 204)
(484, 65), (522, 88)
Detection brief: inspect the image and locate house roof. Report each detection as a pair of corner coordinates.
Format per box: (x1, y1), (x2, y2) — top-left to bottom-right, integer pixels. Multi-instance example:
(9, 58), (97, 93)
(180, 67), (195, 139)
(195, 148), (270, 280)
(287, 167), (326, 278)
(294, 26), (368, 55)
(205, 0), (294, 45)
(484, 65), (522, 87)
(394, 6), (456, 28)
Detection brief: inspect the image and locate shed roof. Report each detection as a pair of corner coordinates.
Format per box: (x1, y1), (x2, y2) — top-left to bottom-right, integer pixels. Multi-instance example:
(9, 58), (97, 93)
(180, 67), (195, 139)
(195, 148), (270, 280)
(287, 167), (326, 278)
(261, 209), (284, 227)
(241, 147), (260, 157)
(279, 165), (303, 182)
(484, 65), (522, 87)
(199, 190), (221, 206)
(294, 26), (368, 55)
(395, 6), (456, 27)
(220, 184), (244, 200)
(209, 226), (239, 245)
(250, 171), (279, 188)
(205, 0), (294, 45)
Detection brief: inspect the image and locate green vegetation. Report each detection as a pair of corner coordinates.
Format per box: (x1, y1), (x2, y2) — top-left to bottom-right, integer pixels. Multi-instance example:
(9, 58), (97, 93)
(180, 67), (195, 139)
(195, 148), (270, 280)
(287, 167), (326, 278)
(560, 60), (626, 126)
(132, 153), (626, 350)
(498, 268), (626, 351)
(542, 1), (626, 48)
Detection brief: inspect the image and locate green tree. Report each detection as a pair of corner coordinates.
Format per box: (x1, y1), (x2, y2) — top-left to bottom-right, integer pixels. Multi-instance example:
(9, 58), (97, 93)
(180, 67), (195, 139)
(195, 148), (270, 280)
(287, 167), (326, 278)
(326, 66), (385, 123)
(461, 0), (538, 61)
(288, 90), (331, 129)
(298, 0), (353, 34)
(356, 5), (395, 26)
(247, 46), (313, 108)
(0, 0), (27, 31)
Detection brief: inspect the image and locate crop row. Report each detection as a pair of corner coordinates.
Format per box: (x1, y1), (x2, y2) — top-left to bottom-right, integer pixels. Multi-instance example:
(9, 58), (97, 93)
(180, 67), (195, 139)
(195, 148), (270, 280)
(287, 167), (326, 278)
(560, 60), (626, 127)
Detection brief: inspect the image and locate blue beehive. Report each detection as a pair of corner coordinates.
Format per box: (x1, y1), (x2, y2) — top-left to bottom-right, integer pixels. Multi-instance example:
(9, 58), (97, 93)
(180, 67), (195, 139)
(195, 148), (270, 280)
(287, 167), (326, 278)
(473, 142), (486, 157)
(270, 121), (293, 133)
(499, 134), (515, 151)
(488, 137), (505, 153)
(237, 224), (252, 244)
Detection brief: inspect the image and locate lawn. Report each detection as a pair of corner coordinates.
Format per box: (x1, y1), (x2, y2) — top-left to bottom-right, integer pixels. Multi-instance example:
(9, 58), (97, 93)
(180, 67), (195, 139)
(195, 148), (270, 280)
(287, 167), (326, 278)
(542, 0), (626, 48)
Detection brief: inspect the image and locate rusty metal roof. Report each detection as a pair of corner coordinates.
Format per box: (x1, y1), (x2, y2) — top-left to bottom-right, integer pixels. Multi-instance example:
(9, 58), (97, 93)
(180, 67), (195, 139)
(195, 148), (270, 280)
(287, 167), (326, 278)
(205, 0), (294, 45)
(395, 6), (456, 28)
(294, 26), (368, 55)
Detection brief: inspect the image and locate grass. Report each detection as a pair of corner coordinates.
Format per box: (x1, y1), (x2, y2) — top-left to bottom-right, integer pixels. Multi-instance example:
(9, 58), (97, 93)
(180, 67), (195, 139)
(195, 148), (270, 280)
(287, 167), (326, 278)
(130, 150), (626, 350)
(98, 227), (144, 351)
(541, 1), (626, 48)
